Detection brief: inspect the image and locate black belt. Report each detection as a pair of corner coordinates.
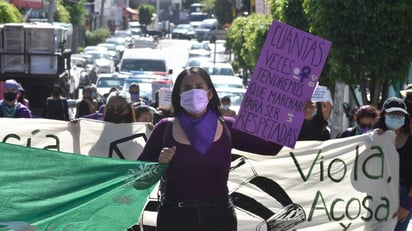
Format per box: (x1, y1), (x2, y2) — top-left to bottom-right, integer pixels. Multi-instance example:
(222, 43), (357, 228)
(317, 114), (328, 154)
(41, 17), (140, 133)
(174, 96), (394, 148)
(161, 197), (232, 208)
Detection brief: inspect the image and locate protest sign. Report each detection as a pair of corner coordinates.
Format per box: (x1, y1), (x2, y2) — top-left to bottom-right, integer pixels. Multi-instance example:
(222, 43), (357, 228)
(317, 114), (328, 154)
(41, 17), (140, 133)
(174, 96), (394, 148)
(140, 131), (399, 231)
(311, 85), (332, 103)
(0, 118), (149, 160)
(158, 87), (172, 109)
(233, 20), (332, 148)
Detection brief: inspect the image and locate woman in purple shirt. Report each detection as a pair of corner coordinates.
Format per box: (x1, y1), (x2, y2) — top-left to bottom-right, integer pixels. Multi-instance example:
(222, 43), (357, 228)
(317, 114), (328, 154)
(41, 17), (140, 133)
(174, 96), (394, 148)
(138, 67), (283, 231)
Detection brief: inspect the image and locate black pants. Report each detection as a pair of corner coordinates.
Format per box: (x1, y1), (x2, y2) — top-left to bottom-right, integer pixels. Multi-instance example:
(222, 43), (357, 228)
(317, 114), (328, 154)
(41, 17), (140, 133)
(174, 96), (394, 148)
(157, 197), (237, 231)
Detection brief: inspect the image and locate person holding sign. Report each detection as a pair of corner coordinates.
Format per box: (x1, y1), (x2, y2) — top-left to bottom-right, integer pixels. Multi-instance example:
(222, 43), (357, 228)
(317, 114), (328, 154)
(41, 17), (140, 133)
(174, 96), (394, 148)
(337, 104), (379, 138)
(138, 67), (283, 231)
(374, 97), (412, 231)
(298, 100), (332, 141)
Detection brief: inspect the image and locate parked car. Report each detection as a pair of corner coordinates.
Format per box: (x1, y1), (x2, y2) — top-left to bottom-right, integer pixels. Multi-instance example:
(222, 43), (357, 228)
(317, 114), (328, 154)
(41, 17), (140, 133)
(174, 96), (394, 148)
(105, 37), (128, 56)
(72, 53), (99, 84)
(172, 24), (196, 40)
(215, 88), (246, 114)
(95, 73), (128, 98)
(118, 48), (172, 74)
(199, 62), (236, 76)
(85, 50), (115, 74)
(184, 57), (214, 68)
(97, 43), (120, 64)
(210, 75), (244, 89)
(188, 42), (211, 58)
(71, 55), (91, 87)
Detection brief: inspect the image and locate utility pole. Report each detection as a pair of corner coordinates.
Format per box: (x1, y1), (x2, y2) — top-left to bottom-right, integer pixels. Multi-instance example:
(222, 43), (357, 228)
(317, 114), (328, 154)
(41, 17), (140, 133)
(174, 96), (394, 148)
(47, 0), (55, 23)
(99, 0), (105, 28)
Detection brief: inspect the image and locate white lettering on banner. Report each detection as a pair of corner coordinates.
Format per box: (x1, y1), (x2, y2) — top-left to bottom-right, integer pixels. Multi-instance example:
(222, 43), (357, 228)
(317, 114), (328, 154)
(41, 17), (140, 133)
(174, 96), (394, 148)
(0, 118), (400, 230)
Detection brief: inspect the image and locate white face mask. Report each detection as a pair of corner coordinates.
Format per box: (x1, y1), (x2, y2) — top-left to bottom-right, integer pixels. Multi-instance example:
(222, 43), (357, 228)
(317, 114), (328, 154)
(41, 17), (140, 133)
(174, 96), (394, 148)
(222, 105), (230, 110)
(180, 89), (209, 114)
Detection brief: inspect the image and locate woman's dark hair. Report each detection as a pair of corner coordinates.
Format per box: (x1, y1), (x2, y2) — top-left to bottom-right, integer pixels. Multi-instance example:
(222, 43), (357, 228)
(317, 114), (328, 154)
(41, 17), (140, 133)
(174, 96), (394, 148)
(171, 67), (221, 116)
(354, 105), (379, 123)
(374, 110), (411, 134)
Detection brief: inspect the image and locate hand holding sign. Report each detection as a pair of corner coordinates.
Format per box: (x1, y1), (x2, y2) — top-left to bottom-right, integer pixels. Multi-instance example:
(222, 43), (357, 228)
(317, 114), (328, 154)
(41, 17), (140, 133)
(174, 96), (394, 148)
(233, 20), (332, 148)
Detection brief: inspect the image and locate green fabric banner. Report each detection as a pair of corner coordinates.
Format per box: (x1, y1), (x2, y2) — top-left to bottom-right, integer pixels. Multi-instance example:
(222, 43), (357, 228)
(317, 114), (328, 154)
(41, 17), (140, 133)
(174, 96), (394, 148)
(0, 142), (167, 230)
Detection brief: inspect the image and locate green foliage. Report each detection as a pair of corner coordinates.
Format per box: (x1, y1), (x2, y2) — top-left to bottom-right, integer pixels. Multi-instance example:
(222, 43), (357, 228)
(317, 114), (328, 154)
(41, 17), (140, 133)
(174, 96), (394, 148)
(139, 4), (155, 25)
(54, 0), (71, 23)
(85, 28), (111, 46)
(214, 0), (233, 24)
(304, 0), (412, 104)
(227, 14), (272, 73)
(0, 0), (23, 23)
(61, 0), (86, 25)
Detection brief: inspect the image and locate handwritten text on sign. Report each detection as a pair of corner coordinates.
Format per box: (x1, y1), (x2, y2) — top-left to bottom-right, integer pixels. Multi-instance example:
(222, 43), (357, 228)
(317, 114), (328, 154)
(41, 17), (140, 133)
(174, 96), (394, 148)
(233, 20), (332, 148)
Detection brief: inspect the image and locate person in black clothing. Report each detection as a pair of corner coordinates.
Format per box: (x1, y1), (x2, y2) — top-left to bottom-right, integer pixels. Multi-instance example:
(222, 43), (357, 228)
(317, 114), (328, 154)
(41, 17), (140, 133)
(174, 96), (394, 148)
(374, 97), (412, 231)
(75, 86), (98, 118)
(298, 100), (333, 141)
(43, 85), (70, 121)
(337, 104), (379, 138)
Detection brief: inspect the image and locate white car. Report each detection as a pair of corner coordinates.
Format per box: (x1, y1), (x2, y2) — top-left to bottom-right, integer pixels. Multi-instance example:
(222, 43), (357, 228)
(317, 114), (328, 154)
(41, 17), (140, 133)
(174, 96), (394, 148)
(172, 24), (196, 40)
(215, 88), (246, 114)
(85, 50), (115, 73)
(95, 73), (128, 97)
(188, 42), (211, 58)
(210, 75), (244, 89)
(199, 62), (236, 77)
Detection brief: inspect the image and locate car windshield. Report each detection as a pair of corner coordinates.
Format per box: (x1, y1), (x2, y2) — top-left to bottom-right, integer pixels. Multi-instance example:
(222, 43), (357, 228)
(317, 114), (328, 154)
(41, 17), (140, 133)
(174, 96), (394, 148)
(96, 78), (125, 88)
(216, 90), (245, 106)
(191, 44), (209, 50)
(177, 24), (191, 29)
(201, 66), (234, 76)
(120, 59), (166, 72)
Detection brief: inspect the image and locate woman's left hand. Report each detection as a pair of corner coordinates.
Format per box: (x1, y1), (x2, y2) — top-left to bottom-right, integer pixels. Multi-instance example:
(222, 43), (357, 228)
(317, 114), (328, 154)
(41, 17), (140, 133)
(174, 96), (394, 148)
(159, 146), (176, 163)
(393, 207), (410, 222)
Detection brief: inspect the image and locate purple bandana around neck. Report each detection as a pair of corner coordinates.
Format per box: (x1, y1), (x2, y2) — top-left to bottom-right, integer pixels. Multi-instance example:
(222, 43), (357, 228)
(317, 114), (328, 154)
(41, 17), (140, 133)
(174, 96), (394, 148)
(177, 110), (218, 154)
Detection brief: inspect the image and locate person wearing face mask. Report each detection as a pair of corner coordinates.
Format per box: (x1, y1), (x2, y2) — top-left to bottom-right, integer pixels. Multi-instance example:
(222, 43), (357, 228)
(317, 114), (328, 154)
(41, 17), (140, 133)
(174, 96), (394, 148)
(336, 104), (379, 138)
(138, 67), (283, 231)
(0, 79), (32, 118)
(128, 82), (147, 107)
(89, 84), (104, 108)
(298, 100), (332, 141)
(103, 90), (136, 124)
(42, 85), (70, 121)
(220, 96), (236, 117)
(374, 97), (412, 231)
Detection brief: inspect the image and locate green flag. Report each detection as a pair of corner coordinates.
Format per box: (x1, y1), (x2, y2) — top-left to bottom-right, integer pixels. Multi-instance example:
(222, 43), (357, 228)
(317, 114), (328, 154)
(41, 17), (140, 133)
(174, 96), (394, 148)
(0, 142), (167, 230)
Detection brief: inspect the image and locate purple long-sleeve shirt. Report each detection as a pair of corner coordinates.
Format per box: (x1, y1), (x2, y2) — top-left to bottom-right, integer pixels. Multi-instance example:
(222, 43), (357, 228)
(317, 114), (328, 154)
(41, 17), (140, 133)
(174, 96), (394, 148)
(138, 116), (283, 200)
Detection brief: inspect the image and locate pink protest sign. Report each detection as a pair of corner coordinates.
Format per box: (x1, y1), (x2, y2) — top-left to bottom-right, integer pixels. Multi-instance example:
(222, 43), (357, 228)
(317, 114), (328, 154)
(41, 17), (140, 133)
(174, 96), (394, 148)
(233, 20), (332, 148)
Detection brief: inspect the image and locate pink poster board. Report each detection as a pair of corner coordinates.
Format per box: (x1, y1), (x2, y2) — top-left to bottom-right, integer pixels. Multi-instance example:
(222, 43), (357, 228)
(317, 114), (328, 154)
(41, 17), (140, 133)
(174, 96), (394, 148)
(233, 20), (332, 148)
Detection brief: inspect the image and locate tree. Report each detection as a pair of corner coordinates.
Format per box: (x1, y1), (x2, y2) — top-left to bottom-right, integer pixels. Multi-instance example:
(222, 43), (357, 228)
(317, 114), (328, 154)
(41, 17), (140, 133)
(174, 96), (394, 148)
(202, 0), (233, 25)
(61, 0), (86, 25)
(304, 0), (412, 106)
(0, 0), (23, 23)
(139, 3), (155, 26)
(54, 0), (71, 23)
(270, 0), (308, 31)
(226, 14), (272, 73)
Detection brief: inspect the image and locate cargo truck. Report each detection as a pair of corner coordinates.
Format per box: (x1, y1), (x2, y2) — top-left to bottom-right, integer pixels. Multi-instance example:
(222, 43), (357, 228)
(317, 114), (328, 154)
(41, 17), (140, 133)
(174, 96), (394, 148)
(0, 22), (72, 116)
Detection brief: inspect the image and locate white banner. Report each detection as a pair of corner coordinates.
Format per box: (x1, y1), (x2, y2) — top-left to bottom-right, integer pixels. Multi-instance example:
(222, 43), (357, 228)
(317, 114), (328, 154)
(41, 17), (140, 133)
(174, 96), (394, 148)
(0, 118), (149, 160)
(0, 118), (401, 230)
